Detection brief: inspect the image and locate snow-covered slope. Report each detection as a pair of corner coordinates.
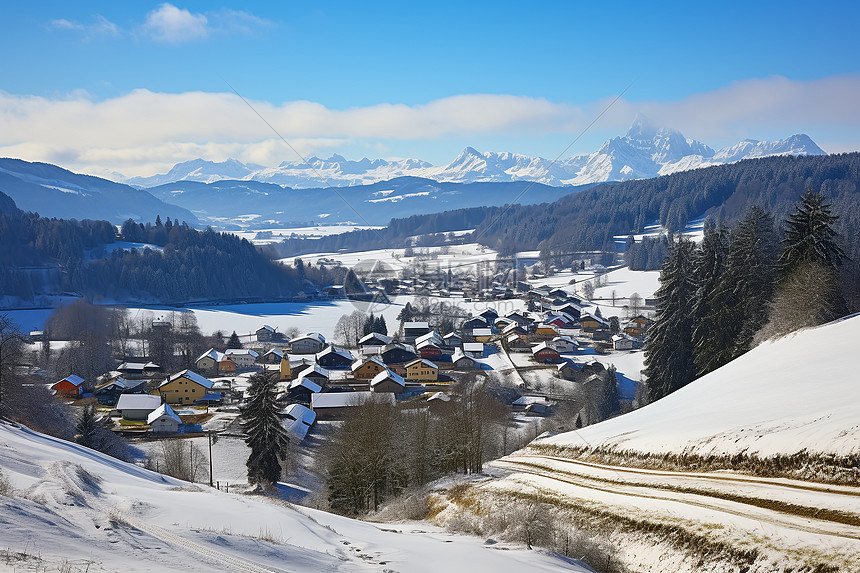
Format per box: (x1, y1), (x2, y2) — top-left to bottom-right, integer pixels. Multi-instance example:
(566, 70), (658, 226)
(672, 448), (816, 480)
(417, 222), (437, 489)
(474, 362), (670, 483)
(0, 421), (584, 572)
(123, 118), (825, 189)
(541, 314), (860, 457)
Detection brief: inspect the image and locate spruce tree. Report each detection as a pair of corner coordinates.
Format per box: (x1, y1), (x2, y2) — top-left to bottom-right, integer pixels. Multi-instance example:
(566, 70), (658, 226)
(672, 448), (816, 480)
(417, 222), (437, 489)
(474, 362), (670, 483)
(691, 220), (729, 376)
(75, 405), (101, 450)
(698, 207), (778, 373)
(227, 331), (242, 348)
(242, 370), (290, 487)
(778, 190), (846, 277)
(643, 237), (697, 401)
(760, 192), (848, 338)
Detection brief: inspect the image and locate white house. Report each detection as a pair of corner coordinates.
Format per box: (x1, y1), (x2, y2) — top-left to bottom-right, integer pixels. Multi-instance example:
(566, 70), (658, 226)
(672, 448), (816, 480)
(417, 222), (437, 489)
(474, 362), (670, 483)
(224, 348), (259, 368)
(147, 403), (181, 433)
(291, 333), (326, 354)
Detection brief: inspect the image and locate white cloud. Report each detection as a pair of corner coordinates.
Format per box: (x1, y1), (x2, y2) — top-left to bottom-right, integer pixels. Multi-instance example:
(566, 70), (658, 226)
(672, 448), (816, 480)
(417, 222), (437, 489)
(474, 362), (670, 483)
(139, 4), (273, 43)
(48, 15), (120, 39)
(1, 75), (858, 177)
(142, 3), (209, 43)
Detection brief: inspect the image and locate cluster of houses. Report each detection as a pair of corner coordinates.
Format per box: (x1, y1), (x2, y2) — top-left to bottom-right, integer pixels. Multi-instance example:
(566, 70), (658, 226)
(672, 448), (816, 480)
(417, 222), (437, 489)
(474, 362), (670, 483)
(46, 285), (654, 438)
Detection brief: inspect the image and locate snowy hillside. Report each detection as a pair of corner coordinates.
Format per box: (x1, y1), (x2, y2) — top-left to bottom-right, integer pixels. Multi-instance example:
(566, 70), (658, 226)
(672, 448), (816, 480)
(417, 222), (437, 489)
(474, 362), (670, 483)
(541, 314), (860, 457)
(0, 421), (586, 572)
(123, 118), (825, 189)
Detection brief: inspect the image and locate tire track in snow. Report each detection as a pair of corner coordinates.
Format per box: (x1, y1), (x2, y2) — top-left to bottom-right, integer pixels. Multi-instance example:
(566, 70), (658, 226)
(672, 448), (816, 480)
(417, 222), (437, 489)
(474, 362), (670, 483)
(521, 453), (860, 496)
(490, 458), (860, 541)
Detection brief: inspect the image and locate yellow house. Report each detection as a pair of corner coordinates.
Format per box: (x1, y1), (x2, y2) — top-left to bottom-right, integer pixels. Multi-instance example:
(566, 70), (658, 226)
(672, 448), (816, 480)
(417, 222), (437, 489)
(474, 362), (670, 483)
(280, 356), (291, 380)
(404, 359), (438, 382)
(535, 324), (558, 338)
(153, 369), (214, 405)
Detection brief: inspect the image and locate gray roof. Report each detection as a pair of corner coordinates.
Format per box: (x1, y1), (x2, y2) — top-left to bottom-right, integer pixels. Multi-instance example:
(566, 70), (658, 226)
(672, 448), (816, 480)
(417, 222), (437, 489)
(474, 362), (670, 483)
(116, 394), (162, 411)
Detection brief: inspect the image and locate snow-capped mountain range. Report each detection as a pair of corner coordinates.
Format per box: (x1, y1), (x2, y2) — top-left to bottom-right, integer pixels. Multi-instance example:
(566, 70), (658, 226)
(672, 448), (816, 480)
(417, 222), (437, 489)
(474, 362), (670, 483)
(125, 117), (826, 189)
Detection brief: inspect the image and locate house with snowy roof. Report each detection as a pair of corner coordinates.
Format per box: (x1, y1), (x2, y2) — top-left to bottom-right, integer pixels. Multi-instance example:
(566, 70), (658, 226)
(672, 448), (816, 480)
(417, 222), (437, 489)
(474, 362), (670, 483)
(147, 403), (181, 433)
(154, 369), (214, 405)
(371, 369), (406, 394)
(51, 374), (85, 397)
(291, 333), (326, 354)
(224, 348), (259, 369)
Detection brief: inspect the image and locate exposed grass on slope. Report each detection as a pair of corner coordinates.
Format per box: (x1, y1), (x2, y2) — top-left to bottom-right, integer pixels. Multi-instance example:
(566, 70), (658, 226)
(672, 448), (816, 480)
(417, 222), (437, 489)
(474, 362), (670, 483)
(527, 444), (860, 486)
(504, 459), (860, 528)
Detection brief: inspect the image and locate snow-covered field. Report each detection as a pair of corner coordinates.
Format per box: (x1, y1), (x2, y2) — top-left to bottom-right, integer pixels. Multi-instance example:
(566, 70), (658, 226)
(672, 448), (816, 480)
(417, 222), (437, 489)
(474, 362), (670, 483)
(233, 225), (384, 245)
(0, 421), (588, 572)
(541, 314), (860, 457)
(286, 242), (501, 272)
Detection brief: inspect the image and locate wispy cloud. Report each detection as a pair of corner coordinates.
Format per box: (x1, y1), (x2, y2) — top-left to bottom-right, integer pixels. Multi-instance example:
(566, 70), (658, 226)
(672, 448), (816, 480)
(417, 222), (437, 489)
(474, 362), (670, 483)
(140, 3), (273, 43)
(48, 15), (120, 40)
(0, 75), (858, 177)
(48, 4), (273, 44)
(142, 4), (208, 43)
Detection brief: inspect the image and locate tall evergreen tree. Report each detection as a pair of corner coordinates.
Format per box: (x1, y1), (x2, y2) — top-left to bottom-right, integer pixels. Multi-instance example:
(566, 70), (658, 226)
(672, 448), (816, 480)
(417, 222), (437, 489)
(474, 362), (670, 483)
(760, 192), (849, 338)
(242, 370), (290, 487)
(643, 238), (698, 401)
(698, 207), (778, 373)
(778, 190), (846, 277)
(75, 404), (101, 449)
(691, 220), (729, 376)
(227, 331), (242, 348)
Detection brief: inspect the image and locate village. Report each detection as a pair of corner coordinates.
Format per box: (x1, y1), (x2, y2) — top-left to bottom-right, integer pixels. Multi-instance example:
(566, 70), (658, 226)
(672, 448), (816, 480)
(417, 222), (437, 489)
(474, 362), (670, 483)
(38, 254), (655, 493)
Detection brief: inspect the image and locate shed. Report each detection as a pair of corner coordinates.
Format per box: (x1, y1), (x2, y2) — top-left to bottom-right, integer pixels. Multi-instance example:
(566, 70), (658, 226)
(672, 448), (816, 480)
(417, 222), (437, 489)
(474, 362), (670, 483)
(147, 403), (181, 433)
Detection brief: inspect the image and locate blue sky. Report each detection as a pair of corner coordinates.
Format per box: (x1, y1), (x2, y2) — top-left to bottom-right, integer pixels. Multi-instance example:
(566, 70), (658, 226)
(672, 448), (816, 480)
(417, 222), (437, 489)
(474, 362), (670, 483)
(1, 1), (859, 177)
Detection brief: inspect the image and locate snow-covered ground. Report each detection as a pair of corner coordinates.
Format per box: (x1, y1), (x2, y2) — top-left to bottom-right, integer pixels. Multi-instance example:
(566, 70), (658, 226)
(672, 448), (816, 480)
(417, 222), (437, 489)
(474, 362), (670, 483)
(233, 225), (384, 245)
(471, 316), (860, 572)
(541, 314), (860, 457)
(0, 421), (589, 572)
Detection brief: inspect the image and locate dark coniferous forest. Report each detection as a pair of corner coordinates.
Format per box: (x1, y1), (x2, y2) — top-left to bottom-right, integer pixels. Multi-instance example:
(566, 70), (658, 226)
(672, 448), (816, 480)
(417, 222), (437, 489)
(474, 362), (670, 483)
(0, 205), (305, 303)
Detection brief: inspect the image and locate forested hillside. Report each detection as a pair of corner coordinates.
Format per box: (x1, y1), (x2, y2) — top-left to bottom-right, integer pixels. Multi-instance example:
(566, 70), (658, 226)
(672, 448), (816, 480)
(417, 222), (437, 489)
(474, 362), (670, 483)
(0, 195), (306, 303)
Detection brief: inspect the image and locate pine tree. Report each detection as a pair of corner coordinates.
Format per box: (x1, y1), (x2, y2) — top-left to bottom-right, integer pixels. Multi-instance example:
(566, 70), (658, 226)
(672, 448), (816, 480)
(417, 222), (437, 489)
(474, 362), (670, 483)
(75, 405), (101, 450)
(363, 313), (375, 336)
(697, 207), (778, 373)
(691, 220), (729, 376)
(227, 331), (242, 348)
(759, 192), (848, 338)
(778, 190), (846, 277)
(643, 238), (697, 401)
(242, 370), (290, 487)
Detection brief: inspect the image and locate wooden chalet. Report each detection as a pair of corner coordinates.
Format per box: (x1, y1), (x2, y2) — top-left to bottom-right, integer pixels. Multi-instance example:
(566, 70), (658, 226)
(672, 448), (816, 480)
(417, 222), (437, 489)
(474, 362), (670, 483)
(370, 369), (406, 394)
(51, 374), (85, 397)
(532, 342), (561, 364)
(351, 356), (386, 380)
(404, 359), (438, 382)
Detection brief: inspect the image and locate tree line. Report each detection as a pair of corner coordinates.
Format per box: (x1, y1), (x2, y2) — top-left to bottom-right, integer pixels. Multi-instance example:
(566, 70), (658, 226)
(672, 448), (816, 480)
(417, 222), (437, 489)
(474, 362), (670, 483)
(322, 377), (510, 515)
(643, 191), (847, 402)
(0, 204), (313, 302)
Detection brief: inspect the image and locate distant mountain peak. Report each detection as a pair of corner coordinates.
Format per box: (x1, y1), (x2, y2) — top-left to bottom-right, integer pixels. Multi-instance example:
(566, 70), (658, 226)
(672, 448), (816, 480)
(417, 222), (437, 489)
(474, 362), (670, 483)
(118, 126), (827, 190)
(626, 113), (660, 139)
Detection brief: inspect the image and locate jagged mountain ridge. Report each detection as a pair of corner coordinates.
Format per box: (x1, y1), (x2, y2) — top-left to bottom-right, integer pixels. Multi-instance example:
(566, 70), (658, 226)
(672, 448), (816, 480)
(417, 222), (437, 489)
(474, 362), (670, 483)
(125, 119), (826, 189)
